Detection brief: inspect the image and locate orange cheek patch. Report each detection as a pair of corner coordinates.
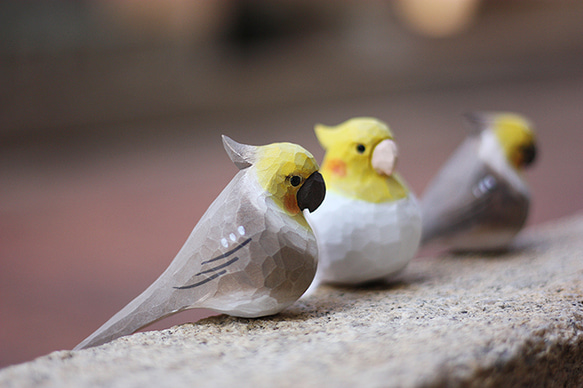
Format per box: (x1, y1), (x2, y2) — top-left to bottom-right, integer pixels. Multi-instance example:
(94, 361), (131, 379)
(325, 159), (347, 177)
(284, 193), (300, 215)
(510, 151), (522, 169)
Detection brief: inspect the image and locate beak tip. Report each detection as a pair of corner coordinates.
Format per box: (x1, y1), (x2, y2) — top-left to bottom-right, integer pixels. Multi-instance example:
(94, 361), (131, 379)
(522, 143), (537, 167)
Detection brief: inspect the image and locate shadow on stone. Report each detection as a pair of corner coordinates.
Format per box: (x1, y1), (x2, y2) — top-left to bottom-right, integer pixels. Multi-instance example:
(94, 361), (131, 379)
(444, 243), (536, 260)
(326, 278), (412, 293)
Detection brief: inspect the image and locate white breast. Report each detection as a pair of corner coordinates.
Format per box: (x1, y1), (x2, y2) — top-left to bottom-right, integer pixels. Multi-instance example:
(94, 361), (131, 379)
(307, 191), (422, 284)
(478, 130), (529, 196)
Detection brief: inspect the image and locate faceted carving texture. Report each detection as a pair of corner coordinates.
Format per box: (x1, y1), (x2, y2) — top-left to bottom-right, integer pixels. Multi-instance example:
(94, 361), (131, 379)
(307, 117), (422, 286)
(308, 191), (421, 284)
(193, 174), (317, 316)
(74, 137), (321, 350)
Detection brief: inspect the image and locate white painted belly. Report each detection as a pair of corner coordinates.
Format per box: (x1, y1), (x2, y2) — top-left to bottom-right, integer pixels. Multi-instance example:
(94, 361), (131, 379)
(307, 191), (422, 284)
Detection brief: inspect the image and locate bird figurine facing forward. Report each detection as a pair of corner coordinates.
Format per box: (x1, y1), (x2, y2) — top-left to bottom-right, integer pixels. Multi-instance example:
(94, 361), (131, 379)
(75, 136), (325, 350)
(306, 117), (422, 287)
(420, 112), (537, 252)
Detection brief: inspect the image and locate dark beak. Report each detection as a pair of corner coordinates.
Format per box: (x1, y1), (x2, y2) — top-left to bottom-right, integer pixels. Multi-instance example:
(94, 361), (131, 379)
(521, 142), (537, 167)
(297, 171), (326, 213)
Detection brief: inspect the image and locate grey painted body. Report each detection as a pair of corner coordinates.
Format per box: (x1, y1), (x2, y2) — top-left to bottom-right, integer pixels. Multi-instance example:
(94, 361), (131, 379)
(421, 133), (529, 251)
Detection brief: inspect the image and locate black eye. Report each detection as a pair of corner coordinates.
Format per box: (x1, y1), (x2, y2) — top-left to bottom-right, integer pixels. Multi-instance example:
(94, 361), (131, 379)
(290, 175), (302, 187)
(356, 144), (366, 153)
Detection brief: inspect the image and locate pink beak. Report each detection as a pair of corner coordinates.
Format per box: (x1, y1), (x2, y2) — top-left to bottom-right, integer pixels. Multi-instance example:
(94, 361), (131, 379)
(371, 139), (398, 176)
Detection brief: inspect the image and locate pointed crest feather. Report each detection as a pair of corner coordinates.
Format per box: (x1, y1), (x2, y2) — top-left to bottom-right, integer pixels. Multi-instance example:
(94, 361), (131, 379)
(314, 124), (335, 150)
(462, 112), (489, 135)
(222, 135), (256, 170)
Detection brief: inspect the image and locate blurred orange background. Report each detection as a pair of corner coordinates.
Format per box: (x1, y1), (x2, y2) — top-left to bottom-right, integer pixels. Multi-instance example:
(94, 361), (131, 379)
(1, 0), (583, 367)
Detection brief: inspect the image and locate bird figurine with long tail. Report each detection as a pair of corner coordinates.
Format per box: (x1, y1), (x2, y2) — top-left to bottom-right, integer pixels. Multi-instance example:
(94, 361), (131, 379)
(306, 117), (422, 288)
(420, 112), (537, 252)
(75, 136), (325, 350)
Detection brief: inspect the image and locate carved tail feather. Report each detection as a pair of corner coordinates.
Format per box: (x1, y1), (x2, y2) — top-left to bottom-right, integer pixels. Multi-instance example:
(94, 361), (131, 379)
(74, 276), (189, 350)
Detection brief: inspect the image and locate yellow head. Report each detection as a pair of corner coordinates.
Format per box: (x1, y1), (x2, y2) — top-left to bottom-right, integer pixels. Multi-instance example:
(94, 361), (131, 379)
(466, 112), (537, 170)
(492, 113), (537, 170)
(222, 136), (325, 227)
(315, 117), (408, 203)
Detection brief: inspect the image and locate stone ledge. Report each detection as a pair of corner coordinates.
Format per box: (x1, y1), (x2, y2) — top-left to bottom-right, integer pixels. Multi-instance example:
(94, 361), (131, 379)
(2, 214), (583, 387)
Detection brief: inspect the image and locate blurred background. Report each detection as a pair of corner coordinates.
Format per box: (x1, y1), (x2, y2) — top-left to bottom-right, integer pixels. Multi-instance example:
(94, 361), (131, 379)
(1, 0), (583, 367)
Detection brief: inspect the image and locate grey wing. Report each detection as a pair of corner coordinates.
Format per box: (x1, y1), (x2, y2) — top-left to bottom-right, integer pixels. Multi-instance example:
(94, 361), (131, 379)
(163, 173), (257, 300)
(420, 137), (492, 244)
(190, 190), (319, 316)
(75, 173), (254, 350)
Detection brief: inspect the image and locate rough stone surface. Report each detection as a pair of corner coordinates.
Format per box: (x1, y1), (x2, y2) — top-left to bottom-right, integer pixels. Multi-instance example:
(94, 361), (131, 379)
(2, 214), (583, 387)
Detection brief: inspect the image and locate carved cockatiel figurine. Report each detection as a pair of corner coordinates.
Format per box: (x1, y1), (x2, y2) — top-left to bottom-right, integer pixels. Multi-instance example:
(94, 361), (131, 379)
(306, 117), (422, 287)
(75, 136), (325, 350)
(420, 112), (537, 251)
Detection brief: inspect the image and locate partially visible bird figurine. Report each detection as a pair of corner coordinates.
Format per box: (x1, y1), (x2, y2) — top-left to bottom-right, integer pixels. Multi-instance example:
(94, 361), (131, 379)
(420, 112), (537, 251)
(306, 117), (422, 286)
(75, 136), (325, 350)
